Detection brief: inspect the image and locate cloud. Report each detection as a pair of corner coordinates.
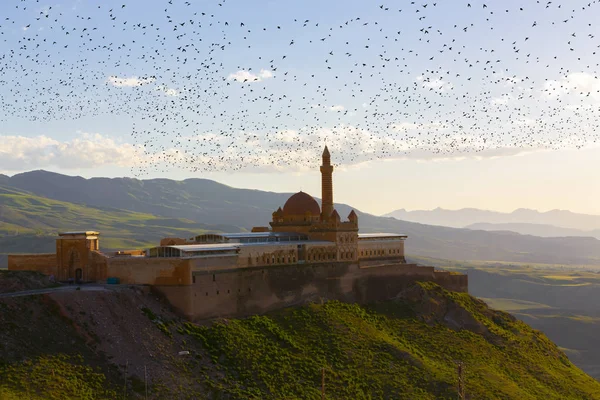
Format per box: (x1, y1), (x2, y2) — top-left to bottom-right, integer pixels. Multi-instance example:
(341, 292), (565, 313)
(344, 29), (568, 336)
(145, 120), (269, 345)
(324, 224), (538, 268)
(490, 94), (513, 105)
(390, 122), (449, 131)
(311, 104), (346, 112)
(542, 72), (600, 101)
(227, 69), (273, 83)
(155, 84), (179, 97)
(0, 133), (145, 170)
(415, 74), (453, 92)
(106, 75), (156, 87)
(169, 123), (571, 173)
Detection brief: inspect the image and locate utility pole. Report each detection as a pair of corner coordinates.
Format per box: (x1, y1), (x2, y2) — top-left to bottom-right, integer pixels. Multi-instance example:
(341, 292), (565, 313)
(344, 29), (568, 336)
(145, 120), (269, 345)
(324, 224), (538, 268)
(457, 361), (465, 400)
(321, 366), (325, 400)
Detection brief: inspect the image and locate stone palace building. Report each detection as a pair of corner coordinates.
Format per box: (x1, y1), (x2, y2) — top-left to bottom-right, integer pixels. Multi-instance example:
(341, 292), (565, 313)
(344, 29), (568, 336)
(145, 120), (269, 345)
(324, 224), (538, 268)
(9, 146), (467, 320)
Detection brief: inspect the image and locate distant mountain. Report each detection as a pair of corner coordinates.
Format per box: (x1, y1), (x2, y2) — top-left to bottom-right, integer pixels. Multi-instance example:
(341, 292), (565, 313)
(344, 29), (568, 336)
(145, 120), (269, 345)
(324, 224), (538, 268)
(385, 207), (600, 232)
(6, 170), (292, 229)
(3, 170), (600, 267)
(466, 222), (600, 240)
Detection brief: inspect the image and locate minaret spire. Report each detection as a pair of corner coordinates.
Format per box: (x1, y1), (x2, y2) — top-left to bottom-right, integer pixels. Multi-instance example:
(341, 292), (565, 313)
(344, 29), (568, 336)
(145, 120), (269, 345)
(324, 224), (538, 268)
(320, 145), (334, 220)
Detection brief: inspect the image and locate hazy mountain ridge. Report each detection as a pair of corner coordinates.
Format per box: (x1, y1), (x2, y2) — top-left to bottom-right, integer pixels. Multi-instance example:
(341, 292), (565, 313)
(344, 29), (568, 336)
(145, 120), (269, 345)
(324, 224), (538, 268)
(386, 207), (600, 231)
(466, 222), (600, 240)
(7, 170), (291, 228)
(2, 170), (600, 267)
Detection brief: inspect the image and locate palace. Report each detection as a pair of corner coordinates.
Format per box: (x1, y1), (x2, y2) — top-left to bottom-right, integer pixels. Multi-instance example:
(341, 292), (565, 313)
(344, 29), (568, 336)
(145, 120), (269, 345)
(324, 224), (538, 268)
(8, 146), (467, 321)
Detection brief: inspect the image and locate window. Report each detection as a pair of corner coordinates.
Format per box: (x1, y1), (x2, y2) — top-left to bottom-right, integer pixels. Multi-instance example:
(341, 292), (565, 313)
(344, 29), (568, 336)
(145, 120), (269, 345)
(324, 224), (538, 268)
(213, 274), (216, 282)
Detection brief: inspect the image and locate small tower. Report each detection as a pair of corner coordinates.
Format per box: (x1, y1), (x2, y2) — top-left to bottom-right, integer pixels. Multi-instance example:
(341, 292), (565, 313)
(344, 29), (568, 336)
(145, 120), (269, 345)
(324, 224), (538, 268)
(320, 145), (334, 220)
(55, 231), (100, 282)
(348, 210), (358, 226)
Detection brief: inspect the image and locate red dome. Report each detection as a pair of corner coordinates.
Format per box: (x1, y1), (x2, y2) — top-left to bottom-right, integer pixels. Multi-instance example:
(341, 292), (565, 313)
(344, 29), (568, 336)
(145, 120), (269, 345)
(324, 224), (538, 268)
(282, 191), (321, 216)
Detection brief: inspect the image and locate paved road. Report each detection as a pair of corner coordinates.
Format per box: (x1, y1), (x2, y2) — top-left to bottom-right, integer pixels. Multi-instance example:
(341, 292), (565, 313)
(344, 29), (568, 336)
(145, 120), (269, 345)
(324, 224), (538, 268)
(0, 285), (111, 298)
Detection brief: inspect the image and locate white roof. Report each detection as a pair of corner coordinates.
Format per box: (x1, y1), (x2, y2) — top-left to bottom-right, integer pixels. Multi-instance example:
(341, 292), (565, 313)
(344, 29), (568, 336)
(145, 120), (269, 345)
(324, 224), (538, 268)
(165, 240), (335, 253)
(358, 233), (407, 238)
(59, 231), (100, 236)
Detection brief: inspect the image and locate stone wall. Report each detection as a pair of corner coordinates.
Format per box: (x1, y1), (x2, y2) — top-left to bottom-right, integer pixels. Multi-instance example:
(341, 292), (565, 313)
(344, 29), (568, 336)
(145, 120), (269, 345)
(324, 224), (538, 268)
(154, 261), (468, 321)
(106, 257), (192, 285)
(358, 239), (405, 261)
(432, 270), (469, 292)
(8, 254), (57, 276)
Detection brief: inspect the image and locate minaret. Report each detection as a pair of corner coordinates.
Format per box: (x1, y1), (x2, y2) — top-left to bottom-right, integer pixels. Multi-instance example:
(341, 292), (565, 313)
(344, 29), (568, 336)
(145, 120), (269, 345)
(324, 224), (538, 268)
(320, 145), (334, 220)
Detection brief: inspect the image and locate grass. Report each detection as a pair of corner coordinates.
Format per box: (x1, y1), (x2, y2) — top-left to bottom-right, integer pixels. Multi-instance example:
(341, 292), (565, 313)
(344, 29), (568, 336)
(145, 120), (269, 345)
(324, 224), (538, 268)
(479, 297), (554, 312)
(0, 186), (221, 252)
(408, 255), (600, 380)
(0, 354), (117, 400)
(174, 282), (600, 399)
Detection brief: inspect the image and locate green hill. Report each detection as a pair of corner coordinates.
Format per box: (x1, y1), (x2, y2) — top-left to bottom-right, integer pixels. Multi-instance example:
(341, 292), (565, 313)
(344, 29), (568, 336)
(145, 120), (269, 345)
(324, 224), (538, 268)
(1, 278), (598, 399)
(0, 185), (236, 252)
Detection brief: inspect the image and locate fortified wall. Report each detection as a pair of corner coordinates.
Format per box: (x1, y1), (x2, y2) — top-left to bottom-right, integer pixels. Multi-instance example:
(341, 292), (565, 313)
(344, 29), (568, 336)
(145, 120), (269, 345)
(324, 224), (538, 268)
(8, 254), (57, 276)
(155, 261), (468, 321)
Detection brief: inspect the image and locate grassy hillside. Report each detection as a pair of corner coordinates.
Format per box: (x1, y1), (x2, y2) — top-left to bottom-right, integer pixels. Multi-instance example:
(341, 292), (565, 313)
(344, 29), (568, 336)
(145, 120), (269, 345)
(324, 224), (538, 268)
(0, 185), (237, 252)
(1, 277), (599, 399)
(180, 284), (600, 399)
(409, 256), (600, 380)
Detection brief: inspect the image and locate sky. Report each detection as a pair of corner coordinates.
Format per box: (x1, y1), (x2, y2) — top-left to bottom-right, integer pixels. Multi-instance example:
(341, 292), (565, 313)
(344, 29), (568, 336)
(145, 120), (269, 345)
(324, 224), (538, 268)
(1, 0), (600, 216)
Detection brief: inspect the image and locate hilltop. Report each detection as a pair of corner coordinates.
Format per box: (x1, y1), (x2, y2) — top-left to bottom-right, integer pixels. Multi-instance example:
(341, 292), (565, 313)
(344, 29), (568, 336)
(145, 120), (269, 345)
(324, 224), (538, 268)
(3, 170), (600, 266)
(0, 272), (599, 399)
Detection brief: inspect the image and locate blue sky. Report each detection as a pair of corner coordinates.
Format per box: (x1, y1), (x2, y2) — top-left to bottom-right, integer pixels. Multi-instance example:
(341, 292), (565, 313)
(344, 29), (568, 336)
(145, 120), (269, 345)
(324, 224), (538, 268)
(1, 0), (600, 215)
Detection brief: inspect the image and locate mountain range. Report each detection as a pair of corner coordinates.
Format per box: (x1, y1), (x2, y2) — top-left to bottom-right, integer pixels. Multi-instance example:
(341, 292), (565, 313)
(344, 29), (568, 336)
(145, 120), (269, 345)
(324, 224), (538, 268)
(1, 170), (600, 267)
(385, 207), (600, 233)
(465, 222), (600, 240)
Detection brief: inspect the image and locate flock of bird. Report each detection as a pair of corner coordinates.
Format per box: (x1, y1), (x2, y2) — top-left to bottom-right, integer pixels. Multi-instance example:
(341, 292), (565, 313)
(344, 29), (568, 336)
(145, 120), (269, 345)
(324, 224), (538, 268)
(1, 0), (599, 175)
